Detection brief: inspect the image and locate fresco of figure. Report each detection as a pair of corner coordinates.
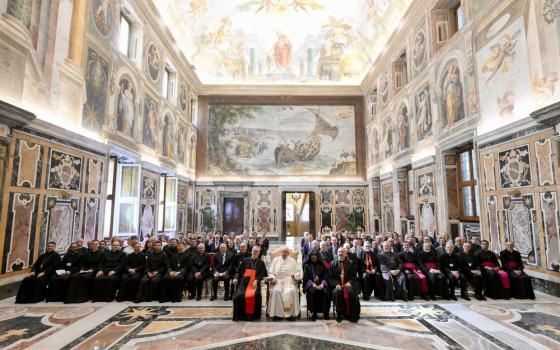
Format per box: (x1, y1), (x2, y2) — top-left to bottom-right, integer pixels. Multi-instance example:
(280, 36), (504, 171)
(440, 59), (465, 128)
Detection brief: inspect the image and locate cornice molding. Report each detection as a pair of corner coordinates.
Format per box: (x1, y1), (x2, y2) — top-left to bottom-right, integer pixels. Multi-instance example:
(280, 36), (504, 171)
(0, 100), (36, 127)
(199, 84), (364, 96)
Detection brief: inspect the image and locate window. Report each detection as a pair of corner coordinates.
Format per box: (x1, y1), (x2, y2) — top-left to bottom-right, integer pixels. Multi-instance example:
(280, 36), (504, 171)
(368, 90), (377, 118)
(162, 64), (176, 100)
(407, 169), (415, 218)
(164, 177), (178, 232)
(156, 175), (178, 234)
(392, 51), (408, 92)
(432, 1), (462, 52)
(114, 164), (141, 236)
(157, 175), (166, 232)
(454, 3), (463, 31)
(457, 147), (479, 220)
(103, 157), (118, 238)
(118, 13), (131, 56)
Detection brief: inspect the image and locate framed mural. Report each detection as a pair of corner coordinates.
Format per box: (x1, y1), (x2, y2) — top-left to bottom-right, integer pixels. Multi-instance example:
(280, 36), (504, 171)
(206, 104), (358, 176)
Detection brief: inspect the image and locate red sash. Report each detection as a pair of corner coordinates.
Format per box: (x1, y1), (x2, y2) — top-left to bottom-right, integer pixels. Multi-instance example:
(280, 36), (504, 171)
(481, 261), (510, 289)
(425, 262), (438, 270)
(404, 262), (428, 293)
(403, 262), (416, 270)
(244, 268), (257, 315)
(506, 261), (518, 268)
(341, 261), (350, 316)
(366, 254), (373, 271)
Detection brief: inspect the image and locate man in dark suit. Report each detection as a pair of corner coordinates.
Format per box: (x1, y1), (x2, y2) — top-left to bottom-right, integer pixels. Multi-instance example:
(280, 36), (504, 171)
(212, 243), (233, 301)
(205, 233), (218, 253)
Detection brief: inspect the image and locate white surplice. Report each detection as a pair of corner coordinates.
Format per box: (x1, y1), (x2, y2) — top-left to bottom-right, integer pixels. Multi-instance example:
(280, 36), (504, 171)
(267, 256), (302, 317)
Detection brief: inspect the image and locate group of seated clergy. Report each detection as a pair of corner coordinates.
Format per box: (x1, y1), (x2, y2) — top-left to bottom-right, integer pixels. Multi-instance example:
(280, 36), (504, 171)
(15, 230), (535, 323)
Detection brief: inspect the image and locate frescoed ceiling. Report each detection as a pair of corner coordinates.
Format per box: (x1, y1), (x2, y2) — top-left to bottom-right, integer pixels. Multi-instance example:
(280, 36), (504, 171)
(153, 0), (413, 85)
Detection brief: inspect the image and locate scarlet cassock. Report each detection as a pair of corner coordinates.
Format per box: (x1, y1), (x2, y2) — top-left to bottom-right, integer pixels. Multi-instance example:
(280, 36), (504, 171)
(232, 256), (267, 321)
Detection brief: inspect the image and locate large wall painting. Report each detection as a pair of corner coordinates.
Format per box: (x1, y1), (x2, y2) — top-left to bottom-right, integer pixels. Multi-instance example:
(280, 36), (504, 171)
(207, 104), (356, 176)
(82, 48), (109, 132)
(414, 84), (432, 141)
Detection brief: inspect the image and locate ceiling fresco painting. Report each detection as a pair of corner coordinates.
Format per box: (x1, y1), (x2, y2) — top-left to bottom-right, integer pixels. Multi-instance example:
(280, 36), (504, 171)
(154, 0), (413, 84)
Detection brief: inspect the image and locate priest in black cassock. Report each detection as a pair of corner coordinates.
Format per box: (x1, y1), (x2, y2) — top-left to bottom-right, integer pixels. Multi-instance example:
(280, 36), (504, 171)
(46, 242), (81, 302)
(160, 241), (190, 302)
(92, 240), (126, 302)
(329, 247), (360, 323)
(303, 250), (329, 321)
(135, 241), (168, 302)
(476, 240), (510, 299)
(65, 240), (102, 303)
(187, 243), (210, 300)
(417, 242), (448, 300)
(116, 242), (145, 301)
(500, 241), (535, 299)
(16, 241), (60, 303)
(232, 245), (267, 321)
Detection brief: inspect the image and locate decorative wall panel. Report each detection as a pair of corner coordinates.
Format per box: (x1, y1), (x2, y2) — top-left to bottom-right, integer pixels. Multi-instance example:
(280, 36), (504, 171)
(487, 195), (501, 252)
(47, 149), (83, 192)
(250, 188), (278, 235)
(541, 191), (560, 272)
(86, 159), (103, 194)
(3, 193), (38, 273)
(502, 194), (538, 266)
(319, 187), (368, 233)
(0, 131), (106, 278)
(498, 145), (532, 189)
(11, 140), (42, 188)
(83, 198), (99, 242)
(535, 139), (555, 186)
(482, 154), (496, 191)
(43, 196), (80, 255)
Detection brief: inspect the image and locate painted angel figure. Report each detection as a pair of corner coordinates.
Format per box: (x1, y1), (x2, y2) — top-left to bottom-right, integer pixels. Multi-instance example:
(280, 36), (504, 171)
(481, 30), (521, 84)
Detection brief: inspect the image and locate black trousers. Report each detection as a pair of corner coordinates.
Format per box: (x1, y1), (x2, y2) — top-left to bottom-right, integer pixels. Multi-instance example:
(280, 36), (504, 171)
(212, 274), (230, 298)
(445, 271), (468, 296)
(187, 272), (206, 297)
(135, 274), (163, 302)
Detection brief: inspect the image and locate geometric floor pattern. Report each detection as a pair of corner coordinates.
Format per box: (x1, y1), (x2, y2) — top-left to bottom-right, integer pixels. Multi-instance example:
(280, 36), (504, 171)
(1, 293), (559, 349)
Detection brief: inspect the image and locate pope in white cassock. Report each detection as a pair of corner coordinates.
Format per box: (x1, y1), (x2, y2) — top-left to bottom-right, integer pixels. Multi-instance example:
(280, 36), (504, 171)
(267, 246), (302, 319)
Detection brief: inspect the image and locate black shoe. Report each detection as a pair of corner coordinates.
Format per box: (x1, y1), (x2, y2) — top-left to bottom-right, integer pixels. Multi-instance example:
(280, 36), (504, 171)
(288, 316), (295, 321)
(224, 295), (229, 301)
(324, 314), (330, 320)
(481, 296), (487, 301)
(450, 295), (457, 301)
(462, 295), (471, 301)
(310, 313), (317, 321)
(196, 296), (201, 301)
(336, 315), (343, 323)
(210, 295), (216, 301)
(188, 294), (195, 300)
(423, 295), (430, 301)
(363, 296), (370, 301)
(273, 316), (282, 321)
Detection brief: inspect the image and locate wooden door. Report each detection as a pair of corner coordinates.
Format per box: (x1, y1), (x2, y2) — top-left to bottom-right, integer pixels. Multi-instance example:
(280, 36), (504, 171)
(223, 198), (244, 234)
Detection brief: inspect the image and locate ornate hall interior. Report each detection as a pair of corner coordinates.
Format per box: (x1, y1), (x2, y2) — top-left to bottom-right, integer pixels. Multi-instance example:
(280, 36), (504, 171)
(0, 0), (559, 349)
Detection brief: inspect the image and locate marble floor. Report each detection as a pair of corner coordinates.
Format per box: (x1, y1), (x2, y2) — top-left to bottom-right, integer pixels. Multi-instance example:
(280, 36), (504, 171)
(1, 291), (559, 350)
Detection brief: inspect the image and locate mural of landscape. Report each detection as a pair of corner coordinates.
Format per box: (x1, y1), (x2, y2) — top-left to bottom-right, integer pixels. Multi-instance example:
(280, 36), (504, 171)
(207, 104), (357, 176)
